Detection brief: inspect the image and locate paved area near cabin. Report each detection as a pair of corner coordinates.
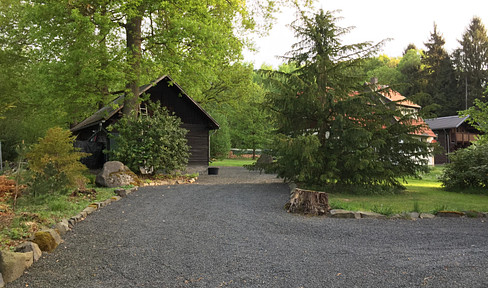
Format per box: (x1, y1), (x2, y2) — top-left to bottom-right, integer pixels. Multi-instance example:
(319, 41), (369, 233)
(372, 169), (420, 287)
(10, 167), (488, 287)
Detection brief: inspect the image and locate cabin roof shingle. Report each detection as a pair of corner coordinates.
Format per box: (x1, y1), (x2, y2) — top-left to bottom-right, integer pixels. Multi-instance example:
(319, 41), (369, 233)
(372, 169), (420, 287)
(71, 75), (219, 132)
(424, 115), (470, 130)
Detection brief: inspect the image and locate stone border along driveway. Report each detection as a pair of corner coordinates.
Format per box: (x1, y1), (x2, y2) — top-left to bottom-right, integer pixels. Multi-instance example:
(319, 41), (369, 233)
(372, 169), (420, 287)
(0, 166), (486, 286)
(0, 187), (139, 286)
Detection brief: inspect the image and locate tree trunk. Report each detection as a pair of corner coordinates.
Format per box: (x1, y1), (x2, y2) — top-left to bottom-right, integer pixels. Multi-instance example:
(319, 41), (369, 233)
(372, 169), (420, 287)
(122, 9), (143, 118)
(98, 5), (110, 110)
(287, 188), (330, 215)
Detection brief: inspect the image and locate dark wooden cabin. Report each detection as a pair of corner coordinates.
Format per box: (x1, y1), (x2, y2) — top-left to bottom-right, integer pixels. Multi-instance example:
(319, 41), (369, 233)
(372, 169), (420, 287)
(71, 75), (219, 171)
(424, 115), (479, 164)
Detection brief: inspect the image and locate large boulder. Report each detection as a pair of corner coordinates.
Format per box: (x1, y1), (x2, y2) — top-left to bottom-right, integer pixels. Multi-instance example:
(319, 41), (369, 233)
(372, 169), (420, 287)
(0, 250), (33, 283)
(14, 242), (42, 262)
(96, 161), (141, 188)
(32, 229), (63, 252)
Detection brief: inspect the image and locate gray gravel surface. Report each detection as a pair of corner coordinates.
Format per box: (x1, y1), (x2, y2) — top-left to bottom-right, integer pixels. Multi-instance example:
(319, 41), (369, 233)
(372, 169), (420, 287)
(9, 167), (488, 287)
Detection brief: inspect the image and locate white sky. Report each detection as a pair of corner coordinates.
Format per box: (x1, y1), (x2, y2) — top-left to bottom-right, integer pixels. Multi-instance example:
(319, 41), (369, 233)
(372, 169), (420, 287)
(243, 0), (488, 68)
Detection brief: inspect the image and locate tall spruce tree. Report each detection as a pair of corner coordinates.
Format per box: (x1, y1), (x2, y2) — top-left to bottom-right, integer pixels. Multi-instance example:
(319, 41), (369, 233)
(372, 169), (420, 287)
(422, 23), (459, 116)
(453, 16), (488, 108)
(265, 9), (430, 190)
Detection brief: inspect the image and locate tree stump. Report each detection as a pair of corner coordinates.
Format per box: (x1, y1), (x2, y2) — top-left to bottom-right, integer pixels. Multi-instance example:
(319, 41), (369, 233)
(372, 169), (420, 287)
(287, 188), (330, 215)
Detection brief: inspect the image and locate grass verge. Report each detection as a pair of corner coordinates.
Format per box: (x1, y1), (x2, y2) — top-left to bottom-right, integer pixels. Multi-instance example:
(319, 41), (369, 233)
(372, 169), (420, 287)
(329, 167), (488, 214)
(0, 186), (116, 250)
(210, 158), (256, 167)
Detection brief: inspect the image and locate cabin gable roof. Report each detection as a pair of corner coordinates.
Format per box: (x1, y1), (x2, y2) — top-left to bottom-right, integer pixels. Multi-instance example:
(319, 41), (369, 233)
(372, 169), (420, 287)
(71, 75), (219, 132)
(424, 115), (470, 130)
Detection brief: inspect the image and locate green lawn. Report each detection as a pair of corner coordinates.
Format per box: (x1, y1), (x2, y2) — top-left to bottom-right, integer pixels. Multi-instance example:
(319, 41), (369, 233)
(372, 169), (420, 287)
(329, 167), (488, 214)
(209, 158), (256, 167)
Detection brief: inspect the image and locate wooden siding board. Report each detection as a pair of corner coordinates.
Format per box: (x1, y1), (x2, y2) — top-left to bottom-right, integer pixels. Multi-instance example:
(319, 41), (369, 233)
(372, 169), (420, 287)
(183, 124), (209, 165)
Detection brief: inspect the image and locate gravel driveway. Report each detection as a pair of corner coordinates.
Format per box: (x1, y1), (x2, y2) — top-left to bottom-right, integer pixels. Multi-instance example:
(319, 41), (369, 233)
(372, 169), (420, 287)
(10, 167), (488, 287)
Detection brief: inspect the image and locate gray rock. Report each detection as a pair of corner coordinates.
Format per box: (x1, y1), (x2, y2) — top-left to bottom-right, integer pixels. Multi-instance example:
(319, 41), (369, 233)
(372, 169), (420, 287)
(393, 213), (421, 220)
(14, 242), (42, 262)
(96, 161), (140, 188)
(359, 211), (387, 219)
(419, 213), (436, 219)
(68, 219), (76, 228)
(54, 220), (70, 236)
(463, 211), (485, 218)
(0, 250), (33, 283)
(83, 206), (97, 215)
(90, 202), (101, 209)
(436, 211), (465, 217)
(70, 213), (84, 223)
(329, 209), (356, 218)
(0, 272), (4, 288)
(411, 212), (420, 219)
(115, 188), (127, 197)
(102, 198), (113, 206)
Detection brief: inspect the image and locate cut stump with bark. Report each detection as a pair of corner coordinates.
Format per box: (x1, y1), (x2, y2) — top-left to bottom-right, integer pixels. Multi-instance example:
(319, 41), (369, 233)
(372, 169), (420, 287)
(287, 188), (330, 215)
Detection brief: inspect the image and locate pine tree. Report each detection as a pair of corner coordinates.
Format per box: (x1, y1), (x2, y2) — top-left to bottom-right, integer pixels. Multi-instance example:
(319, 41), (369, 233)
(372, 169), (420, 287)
(265, 9), (430, 190)
(422, 23), (460, 116)
(453, 16), (488, 108)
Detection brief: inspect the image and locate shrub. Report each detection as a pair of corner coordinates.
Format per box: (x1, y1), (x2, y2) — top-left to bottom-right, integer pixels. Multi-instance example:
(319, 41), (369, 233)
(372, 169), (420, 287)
(209, 112), (231, 160)
(26, 127), (89, 197)
(109, 102), (189, 174)
(440, 142), (488, 190)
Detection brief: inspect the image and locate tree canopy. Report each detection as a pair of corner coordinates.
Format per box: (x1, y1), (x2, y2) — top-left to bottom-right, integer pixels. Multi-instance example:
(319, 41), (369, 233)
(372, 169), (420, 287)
(453, 16), (488, 108)
(0, 0), (293, 160)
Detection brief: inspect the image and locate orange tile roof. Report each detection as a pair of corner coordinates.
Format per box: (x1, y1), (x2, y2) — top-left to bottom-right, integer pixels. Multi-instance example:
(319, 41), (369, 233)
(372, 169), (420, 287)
(407, 118), (437, 138)
(378, 88), (421, 108)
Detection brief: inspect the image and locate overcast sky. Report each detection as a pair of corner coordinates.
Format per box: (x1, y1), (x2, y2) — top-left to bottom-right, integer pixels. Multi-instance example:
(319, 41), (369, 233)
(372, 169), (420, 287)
(243, 0), (488, 68)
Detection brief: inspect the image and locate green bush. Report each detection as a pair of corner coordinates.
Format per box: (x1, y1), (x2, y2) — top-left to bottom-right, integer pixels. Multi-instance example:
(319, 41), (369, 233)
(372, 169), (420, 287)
(209, 112), (231, 160)
(110, 102), (189, 174)
(26, 127), (89, 197)
(440, 143), (488, 190)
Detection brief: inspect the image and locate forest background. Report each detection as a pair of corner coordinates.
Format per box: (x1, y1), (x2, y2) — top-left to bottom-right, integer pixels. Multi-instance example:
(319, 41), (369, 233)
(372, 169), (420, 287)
(1, 0), (488, 163)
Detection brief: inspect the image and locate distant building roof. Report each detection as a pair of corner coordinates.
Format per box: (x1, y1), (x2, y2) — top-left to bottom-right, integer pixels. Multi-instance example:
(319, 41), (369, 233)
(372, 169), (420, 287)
(377, 88), (421, 109)
(424, 115), (470, 130)
(412, 118), (437, 138)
